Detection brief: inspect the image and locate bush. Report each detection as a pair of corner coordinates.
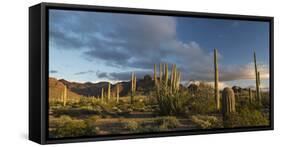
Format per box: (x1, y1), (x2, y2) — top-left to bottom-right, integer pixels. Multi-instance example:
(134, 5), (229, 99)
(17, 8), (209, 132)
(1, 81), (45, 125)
(52, 118), (87, 138)
(224, 107), (269, 128)
(49, 115), (100, 138)
(155, 116), (181, 130)
(191, 115), (222, 129)
(124, 121), (139, 132)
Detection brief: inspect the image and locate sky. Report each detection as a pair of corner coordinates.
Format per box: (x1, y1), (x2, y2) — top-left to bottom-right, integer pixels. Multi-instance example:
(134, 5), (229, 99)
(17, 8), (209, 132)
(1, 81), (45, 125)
(49, 9), (270, 89)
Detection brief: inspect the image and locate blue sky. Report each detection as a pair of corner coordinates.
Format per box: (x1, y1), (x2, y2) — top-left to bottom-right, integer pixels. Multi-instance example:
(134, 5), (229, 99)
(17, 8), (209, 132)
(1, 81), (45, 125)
(49, 9), (270, 89)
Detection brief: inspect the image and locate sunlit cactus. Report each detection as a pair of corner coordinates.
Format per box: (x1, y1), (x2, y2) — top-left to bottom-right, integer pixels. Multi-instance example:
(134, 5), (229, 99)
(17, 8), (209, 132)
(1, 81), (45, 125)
(131, 72), (137, 104)
(154, 64), (157, 86)
(155, 63), (183, 115)
(248, 88), (252, 103)
(222, 87), (235, 121)
(116, 84), (119, 103)
(254, 51), (261, 103)
(101, 88), (104, 102)
(63, 85), (67, 106)
(159, 63), (163, 85)
(214, 48), (220, 110)
(165, 63), (169, 87)
(107, 83), (111, 102)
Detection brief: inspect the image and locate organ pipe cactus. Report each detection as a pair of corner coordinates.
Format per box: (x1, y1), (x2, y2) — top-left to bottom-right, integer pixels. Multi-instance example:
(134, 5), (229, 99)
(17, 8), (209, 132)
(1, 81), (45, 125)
(222, 87), (235, 121)
(155, 63), (182, 115)
(155, 63), (181, 95)
(214, 48), (220, 110)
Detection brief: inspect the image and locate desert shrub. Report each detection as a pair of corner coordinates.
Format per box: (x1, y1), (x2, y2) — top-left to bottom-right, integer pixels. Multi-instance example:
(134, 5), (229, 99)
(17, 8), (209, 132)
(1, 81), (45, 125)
(124, 121), (139, 132)
(191, 115), (222, 129)
(49, 115), (100, 138)
(87, 115), (101, 123)
(224, 107), (269, 128)
(156, 85), (187, 115)
(52, 118), (87, 138)
(155, 116), (181, 130)
(188, 96), (216, 114)
(185, 82), (217, 114)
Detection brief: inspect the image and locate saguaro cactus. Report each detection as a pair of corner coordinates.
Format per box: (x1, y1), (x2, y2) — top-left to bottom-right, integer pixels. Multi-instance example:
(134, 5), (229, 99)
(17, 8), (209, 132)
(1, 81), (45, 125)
(159, 63), (163, 84)
(164, 64), (169, 86)
(131, 72), (137, 104)
(63, 85), (67, 106)
(116, 84), (119, 103)
(101, 88), (104, 102)
(254, 51), (261, 103)
(222, 87), (235, 121)
(107, 83), (111, 102)
(154, 64), (157, 86)
(214, 48), (220, 110)
(248, 88), (252, 103)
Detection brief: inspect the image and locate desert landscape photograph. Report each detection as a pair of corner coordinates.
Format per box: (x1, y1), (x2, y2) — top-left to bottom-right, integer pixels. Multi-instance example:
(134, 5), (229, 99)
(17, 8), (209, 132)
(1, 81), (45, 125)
(48, 9), (270, 138)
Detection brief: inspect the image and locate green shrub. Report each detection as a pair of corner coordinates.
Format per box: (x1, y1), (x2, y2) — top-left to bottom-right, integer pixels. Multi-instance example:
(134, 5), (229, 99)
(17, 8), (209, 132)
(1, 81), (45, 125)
(52, 118), (87, 138)
(224, 107), (269, 128)
(49, 115), (100, 138)
(188, 96), (216, 114)
(191, 115), (222, 129)
(124, 121), (139, 132)
(155, 116), (181, 130)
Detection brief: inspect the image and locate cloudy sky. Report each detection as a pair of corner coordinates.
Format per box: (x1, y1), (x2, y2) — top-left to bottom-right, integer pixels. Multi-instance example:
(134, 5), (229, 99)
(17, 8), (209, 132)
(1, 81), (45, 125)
(49, 9), (270, 89)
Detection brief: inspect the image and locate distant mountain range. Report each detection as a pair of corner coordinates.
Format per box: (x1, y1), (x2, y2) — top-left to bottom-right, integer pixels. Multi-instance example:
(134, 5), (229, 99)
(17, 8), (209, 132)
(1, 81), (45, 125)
(49, 75), (155, 101)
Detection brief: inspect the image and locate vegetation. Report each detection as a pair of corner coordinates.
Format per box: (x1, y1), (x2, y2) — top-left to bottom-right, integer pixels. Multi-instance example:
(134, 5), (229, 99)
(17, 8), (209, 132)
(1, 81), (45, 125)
(49, 49), (270, 138)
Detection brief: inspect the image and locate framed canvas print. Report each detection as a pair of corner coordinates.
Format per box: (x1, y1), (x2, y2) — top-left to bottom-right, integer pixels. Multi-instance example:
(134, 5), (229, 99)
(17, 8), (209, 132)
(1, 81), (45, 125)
(29, 2), (274, 144)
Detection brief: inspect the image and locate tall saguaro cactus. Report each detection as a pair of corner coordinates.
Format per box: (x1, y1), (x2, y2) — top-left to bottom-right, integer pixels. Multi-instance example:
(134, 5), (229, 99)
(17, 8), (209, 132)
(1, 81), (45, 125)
(248, 88), (252, 103)
(214, 48), (220, 110)
(131, 72), (137, 104)
(63, 85), (67, 106)
(222, 87), (235, 121)
(254, 51), (261, 103)
(154, 64), (157, 86)
(164, 64), (169, 87)
(101, 88), (104, 102)
(116, 84), (119, 103)
(159, 63), (163, 85)
(107, 83), (111, 102)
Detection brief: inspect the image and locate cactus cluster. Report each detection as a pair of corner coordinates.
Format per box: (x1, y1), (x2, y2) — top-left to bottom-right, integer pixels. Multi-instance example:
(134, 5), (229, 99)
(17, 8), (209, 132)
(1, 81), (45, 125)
(254, 51), (261, 104)
(131, 72), (137, 104)
(154, 63), (181, 95)
(154, 63), (183, 115)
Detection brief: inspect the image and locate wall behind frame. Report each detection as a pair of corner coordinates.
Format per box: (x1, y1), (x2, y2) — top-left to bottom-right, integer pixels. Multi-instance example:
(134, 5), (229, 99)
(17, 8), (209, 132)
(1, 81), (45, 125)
(0, 0), (280, 147)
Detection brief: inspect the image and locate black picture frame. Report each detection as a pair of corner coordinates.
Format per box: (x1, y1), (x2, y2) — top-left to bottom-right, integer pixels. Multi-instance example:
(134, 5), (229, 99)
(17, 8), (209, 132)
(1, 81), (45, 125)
(29, 2), (274, 144)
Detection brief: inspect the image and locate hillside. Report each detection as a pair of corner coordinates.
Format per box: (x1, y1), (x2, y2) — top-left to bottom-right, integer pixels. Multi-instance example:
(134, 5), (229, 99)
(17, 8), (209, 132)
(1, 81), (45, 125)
(49, 75), (157, 100)
(49, 77), (81, 102)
